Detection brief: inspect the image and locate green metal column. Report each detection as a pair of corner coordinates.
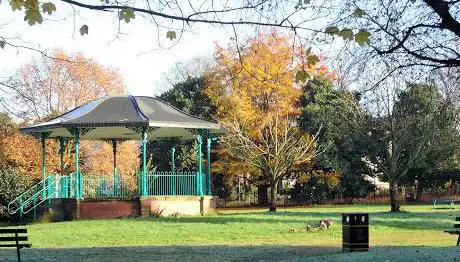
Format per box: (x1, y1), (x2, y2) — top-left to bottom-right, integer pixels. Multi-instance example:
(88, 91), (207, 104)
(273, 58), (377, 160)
(141, 129), (147, 196)
(197, 131), (203, 196)
(59, 137), (65, 176)
(59, 137), (64, 198)
(112, 140), (118, 197)
(171, 147), (176, 196)
(74, 129), (81, 199)
(41, 134), (46, 198)
(206, 137), (212, 196)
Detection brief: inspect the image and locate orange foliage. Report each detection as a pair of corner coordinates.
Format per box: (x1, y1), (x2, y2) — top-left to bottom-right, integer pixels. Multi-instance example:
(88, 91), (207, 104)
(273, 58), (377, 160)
(205, 31), (333, 178)
(206, 30), (334, 129)
(81, 141), (139, 177)
(16, 50), (125, 120)
(4, 50), (139, 180)
(0, 129), (67, 180)
(297, 170), (341, 187)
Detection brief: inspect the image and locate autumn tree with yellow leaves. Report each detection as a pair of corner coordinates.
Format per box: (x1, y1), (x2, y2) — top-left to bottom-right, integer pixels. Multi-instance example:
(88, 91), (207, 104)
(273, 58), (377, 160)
(206, 31), (334, 211)
(1, 50), (138, 181)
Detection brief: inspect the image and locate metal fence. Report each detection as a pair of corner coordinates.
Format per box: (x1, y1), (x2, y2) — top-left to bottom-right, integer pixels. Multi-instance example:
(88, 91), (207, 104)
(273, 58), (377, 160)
(141, 171), (203, 196)
(82, 175), (132, 199)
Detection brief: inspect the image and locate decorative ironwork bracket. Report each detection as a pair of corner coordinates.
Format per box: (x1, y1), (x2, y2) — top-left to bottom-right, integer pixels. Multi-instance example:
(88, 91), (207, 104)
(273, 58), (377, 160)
(66, 127), (95, 136)
(125, 126), (158, 136)
(30, 131), (51, 140)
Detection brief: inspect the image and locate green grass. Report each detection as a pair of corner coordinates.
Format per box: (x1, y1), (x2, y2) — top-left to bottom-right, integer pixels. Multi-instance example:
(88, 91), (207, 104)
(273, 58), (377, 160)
(1, 204), (459, 261)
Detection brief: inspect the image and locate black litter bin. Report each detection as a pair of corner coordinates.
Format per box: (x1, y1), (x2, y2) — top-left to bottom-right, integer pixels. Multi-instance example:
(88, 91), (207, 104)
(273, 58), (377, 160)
(342, 213), (369, 252)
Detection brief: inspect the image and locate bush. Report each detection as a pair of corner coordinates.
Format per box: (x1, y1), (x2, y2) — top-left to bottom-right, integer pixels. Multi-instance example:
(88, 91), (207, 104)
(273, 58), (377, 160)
(339, 173), (375, 201)
(289, 170), (340, 204)
(0, 167), (30, 220)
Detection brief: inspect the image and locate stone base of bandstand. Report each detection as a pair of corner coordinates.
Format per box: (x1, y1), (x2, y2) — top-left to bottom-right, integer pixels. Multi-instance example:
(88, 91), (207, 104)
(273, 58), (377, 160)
(140, 196), (216, 217)
(46, 196), (216, 221)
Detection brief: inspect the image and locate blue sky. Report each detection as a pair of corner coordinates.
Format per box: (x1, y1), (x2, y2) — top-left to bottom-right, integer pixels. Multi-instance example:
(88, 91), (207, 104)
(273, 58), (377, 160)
(0, 2), (236, 96)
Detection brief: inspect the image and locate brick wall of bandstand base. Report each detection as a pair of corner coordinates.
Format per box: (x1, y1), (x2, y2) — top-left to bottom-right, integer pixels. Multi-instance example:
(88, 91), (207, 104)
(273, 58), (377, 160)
(48, 196), (216, 221)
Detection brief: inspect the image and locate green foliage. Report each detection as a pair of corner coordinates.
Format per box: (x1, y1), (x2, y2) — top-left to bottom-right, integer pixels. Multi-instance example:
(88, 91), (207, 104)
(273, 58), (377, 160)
(119, 7), (135, 23)
(325, 27), (371, 45)
(160, 76), (215, 120)
(289, 170), (340, 204)
(0, 113), (17, 136)
(337, 28), (354, 40)
(41, 2), (55, 15)
(339, 172), (374, 200)
(299, 77), (374, 199)
(9, 0), (24, 11)
(306, 55), (319, 65)
(295, 70), (309, 83)
(354, 30), (371, 45)
(79, 24), (89, 36)
(325, 26), (340, 35)
(393, 84), (458, 186)
(24, 3), (43, 25)
(176, 141), (200, 171)
(166, 30), (177, 40)
(352, 8), (364, 18)
(9, 0), (45, 25)
(146, 76), (214, 171)
(0, 167), (30, 220)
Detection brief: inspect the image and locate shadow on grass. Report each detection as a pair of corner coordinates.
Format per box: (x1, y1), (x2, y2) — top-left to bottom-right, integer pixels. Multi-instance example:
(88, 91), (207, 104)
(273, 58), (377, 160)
(127, 209), (458, 231)
(0, 245), (458, 262)
(0, 245), (341, 262)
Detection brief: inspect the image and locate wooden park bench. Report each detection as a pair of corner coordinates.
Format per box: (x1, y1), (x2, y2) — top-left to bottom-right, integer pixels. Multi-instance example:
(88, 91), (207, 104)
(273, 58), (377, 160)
(433, 199), (455, 209)
(444, 216), (460, 246)
(0, 228), (32, 262)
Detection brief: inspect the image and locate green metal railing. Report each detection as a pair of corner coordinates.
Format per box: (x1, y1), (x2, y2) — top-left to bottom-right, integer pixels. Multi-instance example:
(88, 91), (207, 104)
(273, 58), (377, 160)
(8, 175), (65, 216)
(7, 179), (45, 215)
(22, 176), (64, 214)
(139, 171), (205, 196)
(8, 169), (209, 216)
(82, 175), (131, 199)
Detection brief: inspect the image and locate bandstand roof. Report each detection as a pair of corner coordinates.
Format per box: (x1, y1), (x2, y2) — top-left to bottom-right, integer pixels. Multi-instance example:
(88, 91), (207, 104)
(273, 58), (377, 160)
(20, 96), (224, 140)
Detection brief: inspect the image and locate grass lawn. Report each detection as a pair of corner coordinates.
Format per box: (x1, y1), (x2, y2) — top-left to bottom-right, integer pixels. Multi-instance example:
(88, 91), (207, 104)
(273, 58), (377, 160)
(0, 204), (459, 261)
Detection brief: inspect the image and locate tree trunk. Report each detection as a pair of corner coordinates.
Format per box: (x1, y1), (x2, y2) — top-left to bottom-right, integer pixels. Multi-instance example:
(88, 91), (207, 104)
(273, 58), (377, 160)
(389, 181), (400, 212)
(269, 181), (277, 212)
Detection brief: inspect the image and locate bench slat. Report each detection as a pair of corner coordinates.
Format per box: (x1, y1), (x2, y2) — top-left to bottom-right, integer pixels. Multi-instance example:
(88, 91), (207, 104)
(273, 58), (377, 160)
(0, 229), (27, 234)
(0, 236), (28, 242)
(0, 244), (32, 248)
(445, 230), (460, 234)
(454, 224), (460, 228)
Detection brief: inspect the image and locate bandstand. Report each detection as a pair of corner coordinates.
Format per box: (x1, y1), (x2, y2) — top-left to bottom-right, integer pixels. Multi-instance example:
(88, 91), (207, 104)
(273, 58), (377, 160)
(8, 96), (223, 220)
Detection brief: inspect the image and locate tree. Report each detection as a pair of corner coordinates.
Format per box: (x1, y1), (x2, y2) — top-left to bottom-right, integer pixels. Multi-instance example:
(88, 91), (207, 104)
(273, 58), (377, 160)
(160, 76), (215, 120)
(300, 77), (374, 201)
(3, 1), (453, 62)
(1, 1), (337, 43)
(81, 140), (140, 183)
(157, 56), (214, 93)
(326, 0), (460, 79)
(221, 114), (319, 211)
(146, 75), (215, 173)
(363, 83), (457, 211)
(0, 167), (30, 220)
(0, 113), (62, 180)
(3, 50), (124, 121)
(1, 50), (139, 181)
(206, 31), (332, 211)
(206, 31), (332, 126)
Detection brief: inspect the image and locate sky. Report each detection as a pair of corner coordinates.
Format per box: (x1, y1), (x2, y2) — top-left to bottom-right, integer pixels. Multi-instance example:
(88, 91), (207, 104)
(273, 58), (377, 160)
(0, 2), (235, 96)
